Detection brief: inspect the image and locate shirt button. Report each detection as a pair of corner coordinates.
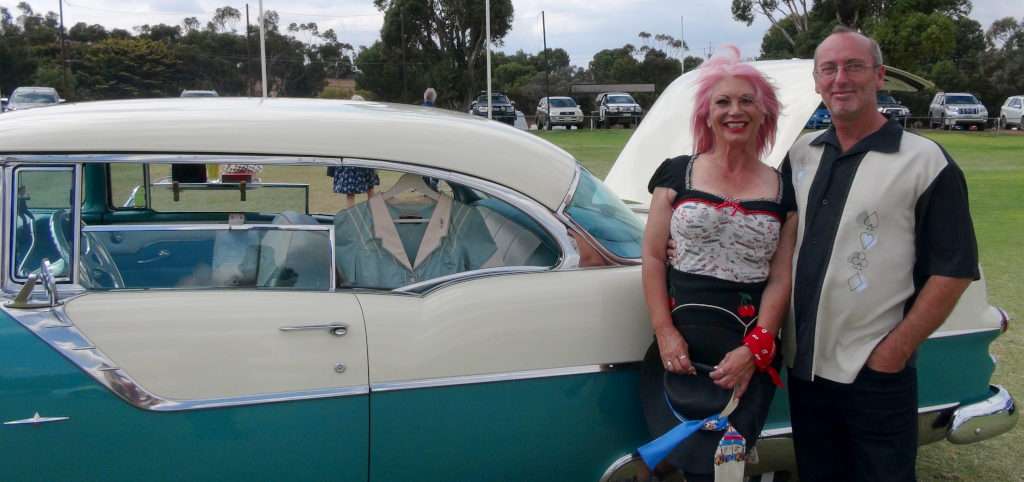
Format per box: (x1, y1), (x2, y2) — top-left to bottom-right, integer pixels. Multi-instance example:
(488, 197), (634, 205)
(821, 199), (830, 206)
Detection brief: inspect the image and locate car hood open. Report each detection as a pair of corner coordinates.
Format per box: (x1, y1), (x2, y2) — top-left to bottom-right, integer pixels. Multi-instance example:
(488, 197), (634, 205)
(604, 59), (932, 205)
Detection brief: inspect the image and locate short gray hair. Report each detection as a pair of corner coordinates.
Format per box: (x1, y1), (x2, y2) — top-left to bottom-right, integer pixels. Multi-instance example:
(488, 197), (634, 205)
(815, 25), (884, 67)
(423, 87), (437, 102)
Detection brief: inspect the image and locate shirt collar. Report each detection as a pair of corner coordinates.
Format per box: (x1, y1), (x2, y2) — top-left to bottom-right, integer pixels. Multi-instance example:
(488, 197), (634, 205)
(809, 118), (903, 156)
(368, 194), (453, 271)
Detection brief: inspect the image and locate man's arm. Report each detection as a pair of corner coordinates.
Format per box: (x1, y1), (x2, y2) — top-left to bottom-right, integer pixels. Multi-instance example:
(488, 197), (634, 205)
(867, 275), (972, 373)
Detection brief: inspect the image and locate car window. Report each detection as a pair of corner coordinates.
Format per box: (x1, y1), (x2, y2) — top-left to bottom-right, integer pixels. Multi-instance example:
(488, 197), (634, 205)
(1011, 99), (1022, 108)
(333, 168), (559, 290)
(607, 95), (635, 104)
(549, 98), (576, 108)
(476, 95), (509, 104)
(565, 168), (643, 259)
(11, 166), (76, 281)
(12, 91), (58, 103)
(109, 163), (148, 209)
(945, 95), (979, 105)
(877, 94), (897, 104)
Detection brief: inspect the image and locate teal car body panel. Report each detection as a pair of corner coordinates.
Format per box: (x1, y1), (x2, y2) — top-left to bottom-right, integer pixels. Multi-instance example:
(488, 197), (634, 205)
(0, 311), (370, 481)
(370, 371), (648, 481)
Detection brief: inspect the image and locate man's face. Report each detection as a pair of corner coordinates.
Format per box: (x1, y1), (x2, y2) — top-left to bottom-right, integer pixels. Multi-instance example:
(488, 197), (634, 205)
(814, 33), (886, 123)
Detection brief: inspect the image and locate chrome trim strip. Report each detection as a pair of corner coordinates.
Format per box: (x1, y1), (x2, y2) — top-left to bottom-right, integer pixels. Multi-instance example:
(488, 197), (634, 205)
(394, 266), (550, 294)
(370, 362), (642, 392)
(4, 413), (71, 426)
(556, 164), (582, 215)
(82, 224), (332, 232)
(928, 327), (1001, 339)
(1, 303), (368, 412)
(344, 157), (579, 270)
(3, 154), (341, 166)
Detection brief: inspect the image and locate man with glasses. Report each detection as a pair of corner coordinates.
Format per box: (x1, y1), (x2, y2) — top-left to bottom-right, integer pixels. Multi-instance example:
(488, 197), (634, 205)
(781, 26), (979, 481)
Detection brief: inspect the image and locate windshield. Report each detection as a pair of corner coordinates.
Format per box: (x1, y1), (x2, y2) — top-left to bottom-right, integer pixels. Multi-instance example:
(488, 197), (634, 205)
(946, 95), (980, 105)
(877, 94), (897, 104)
(13, 91), (58, 104)
(566, 169), (643, 259)
(548, 98), (576, 108)
(607, 95), (635, 104)
(477, 95), (510, 105)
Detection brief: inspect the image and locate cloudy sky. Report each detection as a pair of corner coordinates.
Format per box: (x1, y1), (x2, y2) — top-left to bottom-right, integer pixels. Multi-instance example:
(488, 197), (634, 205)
(4, 0), (1019, 67)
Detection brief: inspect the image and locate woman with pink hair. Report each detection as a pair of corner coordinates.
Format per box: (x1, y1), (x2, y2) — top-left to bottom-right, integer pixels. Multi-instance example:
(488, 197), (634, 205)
(637, 46), (798, 482)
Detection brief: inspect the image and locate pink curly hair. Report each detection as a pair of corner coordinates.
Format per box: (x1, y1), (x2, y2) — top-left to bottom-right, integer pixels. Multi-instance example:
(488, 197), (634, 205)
(691, 45), (780, 160)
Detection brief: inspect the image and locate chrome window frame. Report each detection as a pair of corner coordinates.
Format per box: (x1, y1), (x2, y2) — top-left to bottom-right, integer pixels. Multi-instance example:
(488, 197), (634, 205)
(81, 223), (337, 292)
(4, 164), (82, 289)
(555, 164), (642, 267)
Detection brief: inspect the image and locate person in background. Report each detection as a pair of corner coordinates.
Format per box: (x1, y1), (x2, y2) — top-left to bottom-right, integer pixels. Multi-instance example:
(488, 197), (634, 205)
(423, 87), (437, 107)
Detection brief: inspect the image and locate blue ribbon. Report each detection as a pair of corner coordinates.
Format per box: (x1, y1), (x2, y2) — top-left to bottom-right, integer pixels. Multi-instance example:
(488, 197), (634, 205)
(637, 413), (729, 469)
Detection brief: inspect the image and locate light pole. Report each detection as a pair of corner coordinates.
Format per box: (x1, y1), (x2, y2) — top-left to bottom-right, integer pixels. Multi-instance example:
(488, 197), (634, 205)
(485, 0), (492, 120)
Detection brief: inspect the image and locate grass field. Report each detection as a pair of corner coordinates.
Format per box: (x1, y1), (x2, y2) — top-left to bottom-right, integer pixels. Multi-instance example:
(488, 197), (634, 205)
(536, 128), (1024, 482)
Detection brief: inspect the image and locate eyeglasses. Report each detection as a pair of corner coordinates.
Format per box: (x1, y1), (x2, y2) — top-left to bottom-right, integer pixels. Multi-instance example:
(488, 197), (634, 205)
(814, 61), (877, 78)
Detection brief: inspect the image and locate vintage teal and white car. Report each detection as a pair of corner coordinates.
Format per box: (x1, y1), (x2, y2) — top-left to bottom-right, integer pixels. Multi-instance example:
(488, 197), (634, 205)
(0, 60), (1016, 481)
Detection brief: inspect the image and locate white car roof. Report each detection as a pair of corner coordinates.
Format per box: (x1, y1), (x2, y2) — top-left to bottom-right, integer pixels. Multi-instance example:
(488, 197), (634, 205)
(0, 97), (578, 209)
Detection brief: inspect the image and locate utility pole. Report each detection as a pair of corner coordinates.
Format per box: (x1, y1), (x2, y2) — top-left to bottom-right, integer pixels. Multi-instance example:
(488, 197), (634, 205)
(58, 0), (68, 96)
(542, 11), (550, 129)
(400, 6), (407, 101)
(259, 0), (268, 98)
(246, 4), (253, 96)
(680, 16), (685, 73)
(485, 0), (492, 120)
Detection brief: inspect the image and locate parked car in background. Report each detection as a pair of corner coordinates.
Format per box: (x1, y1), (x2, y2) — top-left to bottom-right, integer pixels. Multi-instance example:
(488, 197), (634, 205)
(929, 92), (989, 130)
(0, 69), (1015, 481)
(536, 96), (584, 130)
(180, 89), (219, 97)
(468, 91), (516, 126)
(4, 86), (61, 112)
(804, 103), (832, 129)
(999, 95), (1023, 129)
(877, 92), (910, 123)
(594, 92), (643, 129)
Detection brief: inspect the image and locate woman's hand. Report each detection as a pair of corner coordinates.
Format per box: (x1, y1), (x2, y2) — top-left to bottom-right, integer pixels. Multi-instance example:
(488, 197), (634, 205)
(710, 346), (756, 399)
(655, 326), (696, 375)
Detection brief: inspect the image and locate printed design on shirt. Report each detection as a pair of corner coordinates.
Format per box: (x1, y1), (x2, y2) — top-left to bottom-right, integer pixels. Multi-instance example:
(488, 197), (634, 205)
(669, 198), (782, 283)
(847, 210), (879, 292)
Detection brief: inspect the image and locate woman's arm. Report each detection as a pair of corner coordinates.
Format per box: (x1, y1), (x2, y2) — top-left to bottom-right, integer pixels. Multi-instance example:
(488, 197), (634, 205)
(642, 187), (693, 374)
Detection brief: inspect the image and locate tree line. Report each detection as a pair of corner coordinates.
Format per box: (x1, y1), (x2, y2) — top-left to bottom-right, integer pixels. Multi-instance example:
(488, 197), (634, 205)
(2, 0), (1020, 117)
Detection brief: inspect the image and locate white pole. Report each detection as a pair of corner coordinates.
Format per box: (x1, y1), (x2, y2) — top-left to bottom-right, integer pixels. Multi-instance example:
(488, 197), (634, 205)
(259, 0), (268, 98)
(485, 0), (492, 120)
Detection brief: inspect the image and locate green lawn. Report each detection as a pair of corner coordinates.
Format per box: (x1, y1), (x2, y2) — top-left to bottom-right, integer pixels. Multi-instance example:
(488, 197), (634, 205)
(536, 128), (1024, 482)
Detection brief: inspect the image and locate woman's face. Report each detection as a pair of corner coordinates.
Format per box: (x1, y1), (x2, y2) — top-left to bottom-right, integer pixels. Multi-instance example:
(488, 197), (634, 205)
(707, 76), (764, 149)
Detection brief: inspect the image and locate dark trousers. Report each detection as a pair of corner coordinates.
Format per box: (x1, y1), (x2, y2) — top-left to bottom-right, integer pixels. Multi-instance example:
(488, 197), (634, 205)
(789, 366), (918, 482)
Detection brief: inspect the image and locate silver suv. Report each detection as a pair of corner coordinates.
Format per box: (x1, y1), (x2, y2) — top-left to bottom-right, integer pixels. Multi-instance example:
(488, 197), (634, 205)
(929, 92), (988, 130)
(999, 95), (1023, 129)
(594, 92), (643, 129)
(536, 96), (584, 130)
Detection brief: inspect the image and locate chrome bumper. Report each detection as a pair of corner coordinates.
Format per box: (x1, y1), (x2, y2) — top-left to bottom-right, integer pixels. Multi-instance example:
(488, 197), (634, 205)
(947, 385), (1018, 444)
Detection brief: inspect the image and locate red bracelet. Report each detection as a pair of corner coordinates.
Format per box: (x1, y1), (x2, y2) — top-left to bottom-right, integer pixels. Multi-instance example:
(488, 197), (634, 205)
(744, 327), (783, 387)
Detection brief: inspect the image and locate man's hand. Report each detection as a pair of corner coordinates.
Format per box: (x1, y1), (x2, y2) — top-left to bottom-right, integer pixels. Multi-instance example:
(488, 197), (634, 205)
(865, 335), (911, 373)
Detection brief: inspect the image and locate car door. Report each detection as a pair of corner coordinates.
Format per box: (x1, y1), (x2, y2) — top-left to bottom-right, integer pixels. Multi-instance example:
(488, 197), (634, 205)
(0, 161), (370, 481)
(349, 174), (652, 481)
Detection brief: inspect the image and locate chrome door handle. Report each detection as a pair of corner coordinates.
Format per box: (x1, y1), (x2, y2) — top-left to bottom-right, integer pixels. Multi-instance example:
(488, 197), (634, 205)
(5, 412), (70, 426)
(279, 323), (348, 336)
(137, 250), (170, 264)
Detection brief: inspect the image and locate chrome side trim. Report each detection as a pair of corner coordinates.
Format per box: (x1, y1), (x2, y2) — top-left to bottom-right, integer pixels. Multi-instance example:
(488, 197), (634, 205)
(370, 362), (641, 392)
(394, 266), (550, 294)
(4, 413), (70, 426)
(344, 157), (579, 270)
(2, 154), (341, 166)
(1, 304), (368, 412)
(82, 224), (332, 232)
(928, 327), (1001, 339)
